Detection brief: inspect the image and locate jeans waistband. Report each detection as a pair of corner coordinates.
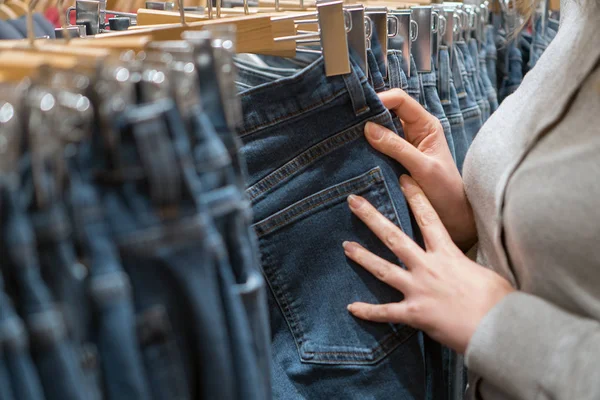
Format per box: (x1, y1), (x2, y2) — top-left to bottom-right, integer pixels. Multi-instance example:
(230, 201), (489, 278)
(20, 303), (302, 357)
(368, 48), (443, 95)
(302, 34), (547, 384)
(238, 56), (371, 137)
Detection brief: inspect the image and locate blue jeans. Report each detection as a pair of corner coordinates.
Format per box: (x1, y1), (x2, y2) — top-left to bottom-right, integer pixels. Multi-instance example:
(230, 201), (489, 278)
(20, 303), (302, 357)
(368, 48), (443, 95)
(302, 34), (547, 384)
(239, 56), (430, 398)
(188, 93), (271, 399)
(438, 46), (469, 173)
(367, 48), (386, 92)
(385, 50), (409, 134)
(498, 38), (524, 102)
(0, 178), (88, 400)
(66, 159), (151, 400)
(452, 46), (483, 144)
(0, 271), (44, 400)
(26, 168), (103, 400)
(478, 42), (499, 115)
(458, 41), (489, 124)
(407, 54), (422, 103)
(420, 59), (456, 164)
(468, 39), (491, 123)
(99, 98), (238, 400)
(485, 25), (498, 93)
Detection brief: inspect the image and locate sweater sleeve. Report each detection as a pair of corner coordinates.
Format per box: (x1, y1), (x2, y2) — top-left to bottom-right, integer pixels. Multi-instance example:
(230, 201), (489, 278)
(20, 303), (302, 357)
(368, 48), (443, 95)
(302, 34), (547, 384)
(465, 291), (600, 400)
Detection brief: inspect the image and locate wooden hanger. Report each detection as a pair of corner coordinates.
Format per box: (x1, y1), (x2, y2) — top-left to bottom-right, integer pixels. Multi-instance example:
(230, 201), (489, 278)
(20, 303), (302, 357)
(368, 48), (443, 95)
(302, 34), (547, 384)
(5, 0), (28, 16)
(0, 0), (19, 19)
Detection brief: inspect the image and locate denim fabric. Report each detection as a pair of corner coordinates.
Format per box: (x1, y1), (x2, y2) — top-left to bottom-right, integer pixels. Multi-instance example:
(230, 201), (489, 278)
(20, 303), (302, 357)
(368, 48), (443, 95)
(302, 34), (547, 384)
(239, 56), (431, 398)
(385, 50), (408, 92)
(438, 46), (469, 172)
(0, 176), (88, 400)
(385, 50), (409, 134)
(0, 352), (14, 400)
(458, 41), (489, 124)
(96, 98), (238, 400)
(190, 81), (272, 399)
(407, 55), (422, 103)
(367, 49), (386, 92)
(234, 58), (297, 89)
(24, 161), (103, 400)
(452, 46), (483, 144)
(468, 39), (491, 122)
(499, 39), (524, 103)
(478, 42), (499, 115)
(485, 25), (498, 93)
(419, 60), (456, 163)
(529, 17), (558, 70)
(66, 160), (151, 400)
(0, 272), (44, 400)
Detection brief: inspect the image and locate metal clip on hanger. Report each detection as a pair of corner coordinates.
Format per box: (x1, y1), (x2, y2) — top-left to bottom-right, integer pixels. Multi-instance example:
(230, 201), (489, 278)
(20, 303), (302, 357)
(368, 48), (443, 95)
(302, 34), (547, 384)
(410, 5), (432, 73)
(345, 4), (367, 75)
(431, 5), (446, 70)
(389, 9), (416, 77)
(66, 0), (138, 35)
(273, 0), (351, 77)
(365, 6), (388, 78)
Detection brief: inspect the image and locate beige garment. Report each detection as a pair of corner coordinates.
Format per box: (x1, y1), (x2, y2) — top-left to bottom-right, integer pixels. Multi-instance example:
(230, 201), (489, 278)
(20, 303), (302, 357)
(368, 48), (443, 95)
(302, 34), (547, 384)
(461, 0), (600, 399)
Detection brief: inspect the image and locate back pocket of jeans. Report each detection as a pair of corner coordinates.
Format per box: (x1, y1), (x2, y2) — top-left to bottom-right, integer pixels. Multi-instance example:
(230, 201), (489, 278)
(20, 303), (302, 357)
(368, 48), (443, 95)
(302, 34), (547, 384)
(255, 167), (416, 365)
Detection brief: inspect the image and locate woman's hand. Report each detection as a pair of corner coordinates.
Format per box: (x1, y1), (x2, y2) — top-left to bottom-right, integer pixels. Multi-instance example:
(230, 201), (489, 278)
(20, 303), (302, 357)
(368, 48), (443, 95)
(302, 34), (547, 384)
(366, 89), (476, 251)
(343, 176), (514, 354)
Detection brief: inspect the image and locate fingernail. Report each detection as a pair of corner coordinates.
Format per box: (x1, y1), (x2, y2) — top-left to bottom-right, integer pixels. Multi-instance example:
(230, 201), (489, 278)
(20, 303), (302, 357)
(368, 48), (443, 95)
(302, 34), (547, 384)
(399, 175), (413, 191)
(347, 304), (354, 312)
(342, 241), (355, 253)
(365, 122), (385, 141)
(347, 194), (364, 209)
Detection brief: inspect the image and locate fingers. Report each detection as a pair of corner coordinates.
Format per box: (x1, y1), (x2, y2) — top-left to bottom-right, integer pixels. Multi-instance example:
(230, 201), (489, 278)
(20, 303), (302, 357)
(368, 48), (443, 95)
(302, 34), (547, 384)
(378, 89), (433, 127)
(343, 241), (411, 291)
(347, 194), (425, 267)
(364, 122), (429, 175)
(347, 302), (409, 324)
(400, 175), (453, 250)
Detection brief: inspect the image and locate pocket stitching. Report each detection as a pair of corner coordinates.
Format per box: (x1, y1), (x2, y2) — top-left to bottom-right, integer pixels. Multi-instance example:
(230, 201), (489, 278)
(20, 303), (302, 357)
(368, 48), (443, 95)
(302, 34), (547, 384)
(257, 168), (417, 364)
(254, 169), (383, 237)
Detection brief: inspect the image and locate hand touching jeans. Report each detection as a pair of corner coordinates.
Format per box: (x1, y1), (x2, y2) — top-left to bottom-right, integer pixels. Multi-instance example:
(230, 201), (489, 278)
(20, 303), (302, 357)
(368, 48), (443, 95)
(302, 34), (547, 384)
(365, 89), (477, 251)
(343, 176), (514, 353)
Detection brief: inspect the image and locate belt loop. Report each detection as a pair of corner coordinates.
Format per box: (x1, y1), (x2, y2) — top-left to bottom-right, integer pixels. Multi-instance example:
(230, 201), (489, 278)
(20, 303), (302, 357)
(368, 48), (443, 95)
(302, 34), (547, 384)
(342, 67), (370, 117)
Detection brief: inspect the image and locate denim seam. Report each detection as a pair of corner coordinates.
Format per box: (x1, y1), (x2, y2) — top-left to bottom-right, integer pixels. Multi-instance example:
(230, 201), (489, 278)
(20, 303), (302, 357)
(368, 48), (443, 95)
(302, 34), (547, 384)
(239, 87), (347, 137)
(253, 167), (383, 237)
(246, 111), (390, 203)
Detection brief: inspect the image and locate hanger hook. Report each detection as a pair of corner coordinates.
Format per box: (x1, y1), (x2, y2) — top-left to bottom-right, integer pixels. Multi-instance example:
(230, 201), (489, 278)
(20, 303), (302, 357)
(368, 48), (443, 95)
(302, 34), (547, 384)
(27, 0), (39, 46)
(178, 0), (186, 25)
(410, 18), (418, 42)
(57, 0), (70, 42)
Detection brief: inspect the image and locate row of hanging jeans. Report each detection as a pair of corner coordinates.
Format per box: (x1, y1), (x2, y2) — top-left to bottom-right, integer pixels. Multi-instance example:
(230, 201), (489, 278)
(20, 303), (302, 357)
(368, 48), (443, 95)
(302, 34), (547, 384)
(230, 10), (557, 399)
(0, 34), (271, 400)
(493, 12), (558, 103)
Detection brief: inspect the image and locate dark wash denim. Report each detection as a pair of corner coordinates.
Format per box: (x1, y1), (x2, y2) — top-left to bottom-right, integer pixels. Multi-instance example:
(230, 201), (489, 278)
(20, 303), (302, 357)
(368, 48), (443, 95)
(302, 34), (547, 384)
(419, 60), (456, 164)
(468, 38), (491, 122)
(438, 46), (469, 173)
(0, 176), (88, 400)
(407, 55), (422, 103)
(498, 38), (524, 103)
(66, 160), (151, 400)
(192, 110), (271, 400)
(96, 98), (240, 400)
(458, 40), (489, 124)
(485, 25), (498, 93)
(452, 45), (483, 144)
(385, 50), (409, 134)
(478, 43), (499, 115)
(24, 162), (103, 400)
(239, 56), (431, 398)
(0, 271), (44, 400)
(367, 49), (386, 93)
